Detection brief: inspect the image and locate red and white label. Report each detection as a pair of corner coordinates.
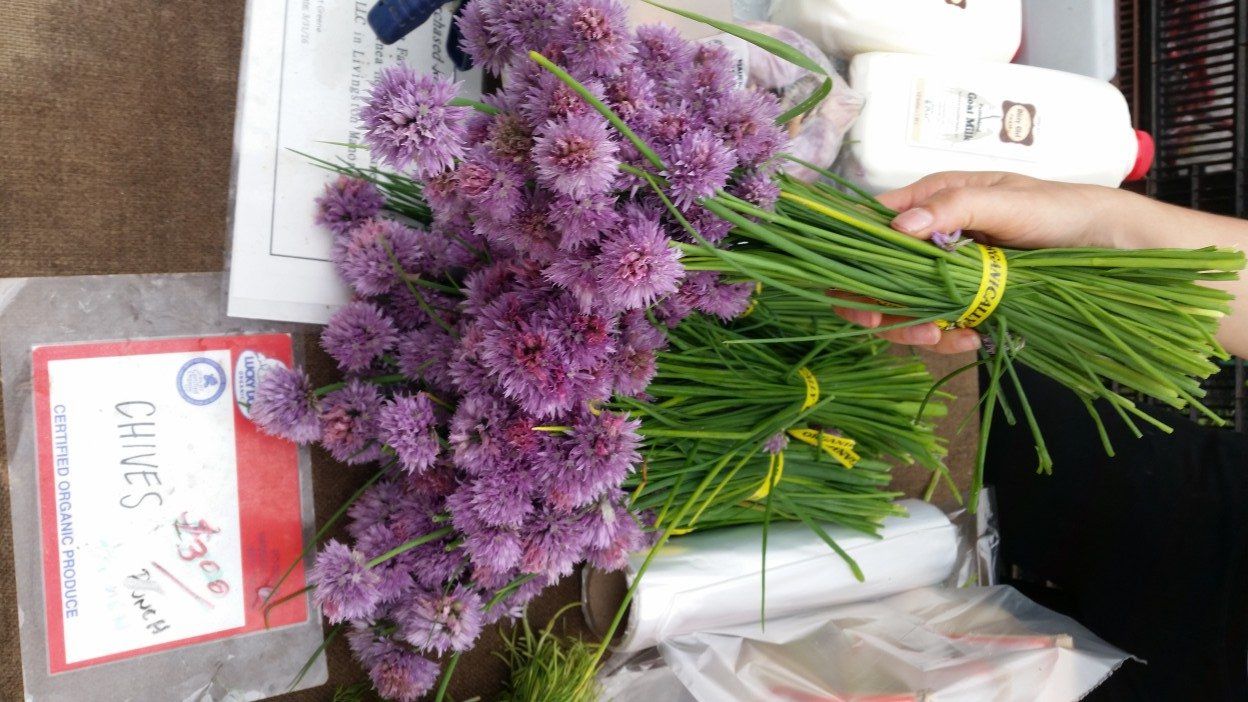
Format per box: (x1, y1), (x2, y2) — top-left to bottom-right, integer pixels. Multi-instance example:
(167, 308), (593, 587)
(33, 334), (307, 674)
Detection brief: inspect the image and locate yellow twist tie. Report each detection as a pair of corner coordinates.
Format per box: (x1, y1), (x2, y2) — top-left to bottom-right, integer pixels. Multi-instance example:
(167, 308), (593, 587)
(787, 428), (860, 468)
(936, 244), (1009, 330)
(749, 451), (785, 501)
(798, 367), (820, 411)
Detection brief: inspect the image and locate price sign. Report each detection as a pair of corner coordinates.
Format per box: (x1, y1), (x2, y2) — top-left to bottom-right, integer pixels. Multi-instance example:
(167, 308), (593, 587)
(32, 334), (307, 672)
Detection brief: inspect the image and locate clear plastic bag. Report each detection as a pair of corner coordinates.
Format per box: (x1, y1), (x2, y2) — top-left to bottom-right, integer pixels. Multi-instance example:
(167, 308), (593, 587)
(739, 21), (863, 182)
(602, 585), (1129, 702)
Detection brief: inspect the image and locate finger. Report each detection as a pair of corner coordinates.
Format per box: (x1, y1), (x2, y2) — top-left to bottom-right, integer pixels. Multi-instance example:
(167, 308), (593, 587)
(876, 321), (943, 346)
(876, 171), (1012, 212)
(929, 329), (984, 354)
(834, 306), (882, 328)
(889, 184), (1029, 241)
(829, 291), (884, 328)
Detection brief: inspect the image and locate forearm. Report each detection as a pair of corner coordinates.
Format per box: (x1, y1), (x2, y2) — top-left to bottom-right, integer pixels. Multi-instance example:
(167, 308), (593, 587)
(1104, 191), (1248, 356)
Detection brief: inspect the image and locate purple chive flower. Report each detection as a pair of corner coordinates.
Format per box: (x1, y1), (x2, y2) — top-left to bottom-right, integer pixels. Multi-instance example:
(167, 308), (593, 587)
(603, 65), (656, 124)
(360, 67), (469, 177)
(368, 649), (440, 702)
(449, 467), (535, 529)
(680, 271), (754, 320)
(620, 308), (666, 351)
(533, 113), (619, 199)
(377, 393), (441, 474)
(594, 209), (683, 310)
(654, 293), (694, 328)
(478, 191), (561, 262)
(385, 287), (458, 332)
(732, 169), (781, 209)
(544, 248), (601, 310)
(547, 194), (621, 249)
(634, 24), (695, 78)
(560, 0), (635, 76)
(396, 325), (456, 394)
(682, 42), (736, 105)
(250, 365), (321, 443)
(543, 411), (640, 509)
(321, 301), (398, 373)
(319, 379), (384, 465)
(520, 507), (590, 578)
(586, 508), (643, 571)
(347, 621), (405, 669)
(458, 0), (513, 73)
(332, 218), (424, 297)
(485, 325), (573, 417)
(455, 149), (526, 221)
(354, 523), (416, 602)
(931, 229), (965, 251)
(545, 294), (617, 369)
(492, 0), (571, 54)
(709, 90), (787, 165)
(673, 202), (734, 245)
(315, 176), (386, 237)
(612, 347), (656, 397)
(764, 432), (789, 455)
(485, 111), (535, 165)
(398, 585), (485, 655)
(566, 410), (641, 490)
(663, 129), (737, 208)
(347, 478), (403, 541)
(422, 169), (468, 224)
(520, 72), (607, 125)
(311, 540), (383, 624)
(447, 392), (513, 474)
(464, 527), (524, 576)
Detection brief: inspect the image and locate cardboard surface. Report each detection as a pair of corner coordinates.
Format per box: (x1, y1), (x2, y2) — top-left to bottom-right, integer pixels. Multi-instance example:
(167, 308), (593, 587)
(0, 2), (978, 699)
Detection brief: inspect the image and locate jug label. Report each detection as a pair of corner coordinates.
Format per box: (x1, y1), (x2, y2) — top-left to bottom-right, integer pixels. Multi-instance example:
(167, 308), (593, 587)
(908, 78), (1038, 162)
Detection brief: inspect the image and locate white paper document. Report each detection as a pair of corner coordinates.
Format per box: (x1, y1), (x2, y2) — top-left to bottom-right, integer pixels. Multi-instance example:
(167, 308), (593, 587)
(227, 0), (481, 324)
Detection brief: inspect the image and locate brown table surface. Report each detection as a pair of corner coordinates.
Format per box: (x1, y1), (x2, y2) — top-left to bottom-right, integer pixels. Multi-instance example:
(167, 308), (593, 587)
(0, 2), (978, 699)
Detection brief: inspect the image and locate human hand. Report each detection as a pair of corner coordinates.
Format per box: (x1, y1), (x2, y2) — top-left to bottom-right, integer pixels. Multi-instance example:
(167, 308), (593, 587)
(834, 171), (1134, 353)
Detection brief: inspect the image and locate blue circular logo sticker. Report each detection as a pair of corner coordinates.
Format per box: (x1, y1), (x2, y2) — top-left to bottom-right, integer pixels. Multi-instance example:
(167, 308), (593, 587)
(177, 357), (227, 406)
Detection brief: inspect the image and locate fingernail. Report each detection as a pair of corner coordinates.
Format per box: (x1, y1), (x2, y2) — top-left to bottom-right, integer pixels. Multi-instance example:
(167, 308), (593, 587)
(949, 333), (983, 353)
(892, 207), (934, 234)
(903, 325), (942, 345)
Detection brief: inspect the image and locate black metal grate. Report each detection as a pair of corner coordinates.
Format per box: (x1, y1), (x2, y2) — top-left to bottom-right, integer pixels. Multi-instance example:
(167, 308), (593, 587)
(1117, 0), (1247, 431)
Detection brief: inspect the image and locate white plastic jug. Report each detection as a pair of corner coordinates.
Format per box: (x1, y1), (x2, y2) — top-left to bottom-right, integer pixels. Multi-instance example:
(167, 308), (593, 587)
(769, 0), (1022, 62)
(843, 52), (1154, 194)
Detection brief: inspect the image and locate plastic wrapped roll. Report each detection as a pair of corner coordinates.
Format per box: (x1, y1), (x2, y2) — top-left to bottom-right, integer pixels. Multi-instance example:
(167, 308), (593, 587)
(768, 0), (1022, 62)
(583, 500), (959, 652)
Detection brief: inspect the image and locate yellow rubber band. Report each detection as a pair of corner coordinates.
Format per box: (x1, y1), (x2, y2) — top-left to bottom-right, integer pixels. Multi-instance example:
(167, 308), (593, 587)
(936, 244), (1009, 330)
(798, 367), (820, 411)
(749, 451), (785, 500)
(787, 428), (859, 468)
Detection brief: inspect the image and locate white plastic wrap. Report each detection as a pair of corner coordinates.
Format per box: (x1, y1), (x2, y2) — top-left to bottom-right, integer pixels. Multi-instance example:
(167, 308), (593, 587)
(602, 586), (1130, 702)
(585, 500), (959, 653)
(768, 0), (1022, 62)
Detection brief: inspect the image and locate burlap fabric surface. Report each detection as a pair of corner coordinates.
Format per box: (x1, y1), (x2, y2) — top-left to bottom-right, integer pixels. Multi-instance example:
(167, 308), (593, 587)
(0, 2), (977, 699)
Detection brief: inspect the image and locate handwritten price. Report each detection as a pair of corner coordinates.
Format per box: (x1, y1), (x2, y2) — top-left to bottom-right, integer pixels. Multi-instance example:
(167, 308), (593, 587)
(174, 513), (231, 597)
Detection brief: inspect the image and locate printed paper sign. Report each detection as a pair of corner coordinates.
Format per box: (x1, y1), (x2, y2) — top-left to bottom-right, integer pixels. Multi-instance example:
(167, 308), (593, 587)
(227, 0), (481, 324)
(32, 334), (307, 673)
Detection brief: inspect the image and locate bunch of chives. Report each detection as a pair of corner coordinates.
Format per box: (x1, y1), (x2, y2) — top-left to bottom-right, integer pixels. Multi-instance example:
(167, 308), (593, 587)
(612, 310), (946, 546)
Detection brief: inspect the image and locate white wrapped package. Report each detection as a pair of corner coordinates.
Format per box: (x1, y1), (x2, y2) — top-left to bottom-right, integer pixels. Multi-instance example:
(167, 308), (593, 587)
(586, 500), (958, 652)
(654, 586), (1130, 702)
(769, 0), (1022, 62)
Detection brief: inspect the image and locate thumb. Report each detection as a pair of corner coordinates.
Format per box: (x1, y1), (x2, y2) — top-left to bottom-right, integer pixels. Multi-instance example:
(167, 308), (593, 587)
(889, 186), (1022, 241)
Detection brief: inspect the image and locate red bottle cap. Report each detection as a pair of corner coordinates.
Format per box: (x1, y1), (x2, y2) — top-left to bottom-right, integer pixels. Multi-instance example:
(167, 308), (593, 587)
(1126, 129), (1155, 182)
